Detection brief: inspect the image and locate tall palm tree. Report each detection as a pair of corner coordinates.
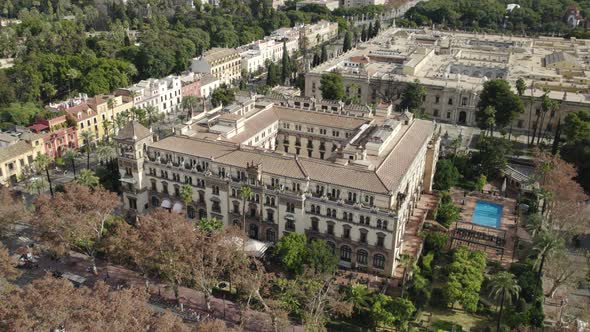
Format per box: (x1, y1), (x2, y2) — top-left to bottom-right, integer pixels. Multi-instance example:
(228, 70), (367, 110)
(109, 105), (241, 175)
(62, 149), (80, 179)
(102, 119), (112, 143)
(179, 184), (194, 216)
(533, 231), (564, 283)
(524, 213), (544, 239)
(114, 113), (127, 134)
(131, 107), (147, 124)
(542, 101), (559, 144)
(488, 271), (521, 332)
(345, 282), (372, 314)
(399, 253), (415, 297)
(239, 185), (253, 231)
(181, 96), (199, 122)
(534, 90), (552, 145)
(80, 130), (94, 170)
(144, 105), (159, 127)
(77, 169), (100, 188)
(526, 82), (536, 145)
(513, 78), (526, 141)
(34, 154), (54, 198)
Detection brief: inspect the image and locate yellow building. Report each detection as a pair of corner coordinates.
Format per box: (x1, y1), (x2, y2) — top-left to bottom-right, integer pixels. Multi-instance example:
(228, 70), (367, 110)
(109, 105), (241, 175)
(0, 141), (35, 186)
(65, 95), (134, 146)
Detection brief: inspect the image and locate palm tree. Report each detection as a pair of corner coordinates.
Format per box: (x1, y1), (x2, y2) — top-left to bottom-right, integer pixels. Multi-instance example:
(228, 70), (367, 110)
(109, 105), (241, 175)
(144, 105), (159, 127)
(114, 113), (127, 134)
(62, 149), (80, 179)
(102, 119), (113, 143)
(399, 253), (415, 297)
(181, 96), (199, 122)
(25, 177), (46, 196)
(524, 213), (544, 239)
(488, 271), (521, 332)
(542, 101), (559, 143)
(533, 231), (564, 283)
(179, 184), (194, 216)
(96, 143), (117, 165)
(534, 90), (552, 145)
(80, 130), (94, 169)
(239, 185), (253, 231)
(513, 78), (526, 141)
(345, 282), (372, 314)
(34, 154), (54, 198)
(77, 169), (100, 188)
(526, 82), (536, 145)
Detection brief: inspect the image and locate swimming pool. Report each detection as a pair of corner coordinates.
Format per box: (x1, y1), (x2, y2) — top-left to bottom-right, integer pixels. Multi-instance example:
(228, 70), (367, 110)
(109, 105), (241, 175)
(471, 200), (503, 228)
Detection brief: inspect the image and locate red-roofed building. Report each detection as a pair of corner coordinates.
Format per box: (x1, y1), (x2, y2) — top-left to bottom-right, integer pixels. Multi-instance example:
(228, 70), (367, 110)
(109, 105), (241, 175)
(27, 114), (78, 158)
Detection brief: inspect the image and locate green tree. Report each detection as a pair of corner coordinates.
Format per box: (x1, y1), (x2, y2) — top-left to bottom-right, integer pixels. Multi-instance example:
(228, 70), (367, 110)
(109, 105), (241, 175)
(533, 231), (564, 282)
(563, 110), (590, 143)
(181, 96), (199, 121)
(479, 105), (497, 136)
(281, 41), (291, 84)
(211, 86), (235, 107)
(399, 253), (415, 297)
(345, 283), (372, 314)
(34, 154), (54, 198)
(477, 79), (525, 132)
(179, 184), (193, 216)
(397, 79), (426, 113)
(361, 25), (367, 42)
(433, 159), (459, 191)
(319, 72), (344, 101)
(372, 20), (381, 37)
(80, 130), (94, 169)
(436, 201), (460, 228)
(62, 149), (79, 179)
(275, 232), (307, 274)
(305, 239), (338, 275)
(239, 185), (253, 231)
(197, 218), (223, 233)
(342, 30), (353, 52)
(475, 174), (487, 192)
(444, 246), (486, 312)
(267, 62), (279, 87)
(77, 169), (99, 188)
(489, 271), (521, 332)
(320, 44), (328, 63)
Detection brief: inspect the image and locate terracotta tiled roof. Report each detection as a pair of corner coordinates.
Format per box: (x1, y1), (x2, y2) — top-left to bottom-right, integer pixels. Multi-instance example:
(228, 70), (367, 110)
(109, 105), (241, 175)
(217, 150), (307, 179)
(376, 119), (434, 191)
(298, 159), (389, 193)
(116, 121), (152, 141)
(150, 136), (235, 159)
(0, 141), (33, 163)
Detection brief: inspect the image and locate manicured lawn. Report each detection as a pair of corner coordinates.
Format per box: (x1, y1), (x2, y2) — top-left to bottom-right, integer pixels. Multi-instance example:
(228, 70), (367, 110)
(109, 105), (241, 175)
(418, 306), (494, 331)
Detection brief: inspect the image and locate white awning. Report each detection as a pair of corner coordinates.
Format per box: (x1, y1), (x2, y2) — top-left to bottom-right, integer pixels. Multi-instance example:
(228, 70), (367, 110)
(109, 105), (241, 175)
(172, 202), (183, 214)
(161, 199), (171, 209)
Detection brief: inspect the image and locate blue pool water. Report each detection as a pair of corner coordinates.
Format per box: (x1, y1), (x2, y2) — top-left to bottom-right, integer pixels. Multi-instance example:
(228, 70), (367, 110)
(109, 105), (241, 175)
(471, 201), (503, 228)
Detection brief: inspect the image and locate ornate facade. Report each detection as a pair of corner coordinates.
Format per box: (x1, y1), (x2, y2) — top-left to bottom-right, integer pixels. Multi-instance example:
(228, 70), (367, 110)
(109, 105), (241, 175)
(116, 96), (440, 277)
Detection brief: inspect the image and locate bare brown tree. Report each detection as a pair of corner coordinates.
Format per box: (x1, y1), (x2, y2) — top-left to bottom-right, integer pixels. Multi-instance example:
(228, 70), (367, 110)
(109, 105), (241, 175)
(108, 209), (196, 304)
(534, 150), (589, 234)
(0, 187), (29, 236)
(544, 251), (585, 298)
(0, 276), (190, 332)
(33, 183), (120, 274)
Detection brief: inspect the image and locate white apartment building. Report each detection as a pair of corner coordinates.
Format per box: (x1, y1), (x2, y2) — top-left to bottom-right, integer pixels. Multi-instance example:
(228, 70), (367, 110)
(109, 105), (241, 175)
(300, 20), (339, 49)
(191, 48), (242, 86)
(115, 76), (182, 114)
(116, 95), (440, 278)
(341, 0), (385, 8)
(238, 38), (299, 74)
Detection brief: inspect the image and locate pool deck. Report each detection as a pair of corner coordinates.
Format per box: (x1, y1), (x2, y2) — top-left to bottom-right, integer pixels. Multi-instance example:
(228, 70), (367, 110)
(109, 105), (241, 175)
(450, 184), (519, 266)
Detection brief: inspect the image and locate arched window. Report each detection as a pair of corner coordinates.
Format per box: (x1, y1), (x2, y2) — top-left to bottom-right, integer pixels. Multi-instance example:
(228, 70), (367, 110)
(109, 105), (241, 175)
(327, 241), (336, 254)
(249, 224), (259, 239)
(373, 254), (385, 269)
(187, 206), (196, 219)
(266, 228), (276, 242)
(357, 250), (368, 265)
(340, 245), (352, 262)
(151, 196), (159, 207)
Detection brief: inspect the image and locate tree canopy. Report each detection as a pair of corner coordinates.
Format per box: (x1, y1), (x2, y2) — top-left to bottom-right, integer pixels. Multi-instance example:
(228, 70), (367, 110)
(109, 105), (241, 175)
(319, 72), (345, 101)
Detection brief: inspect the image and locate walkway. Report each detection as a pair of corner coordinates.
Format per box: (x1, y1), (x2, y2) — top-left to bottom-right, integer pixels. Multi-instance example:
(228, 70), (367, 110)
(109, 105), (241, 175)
(394, 193), (438, 279)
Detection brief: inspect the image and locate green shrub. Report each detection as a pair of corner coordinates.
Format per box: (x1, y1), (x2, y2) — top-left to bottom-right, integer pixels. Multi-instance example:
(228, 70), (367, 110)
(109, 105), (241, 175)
(424, 232), (449, 254)
(436, 202), (460, 228)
